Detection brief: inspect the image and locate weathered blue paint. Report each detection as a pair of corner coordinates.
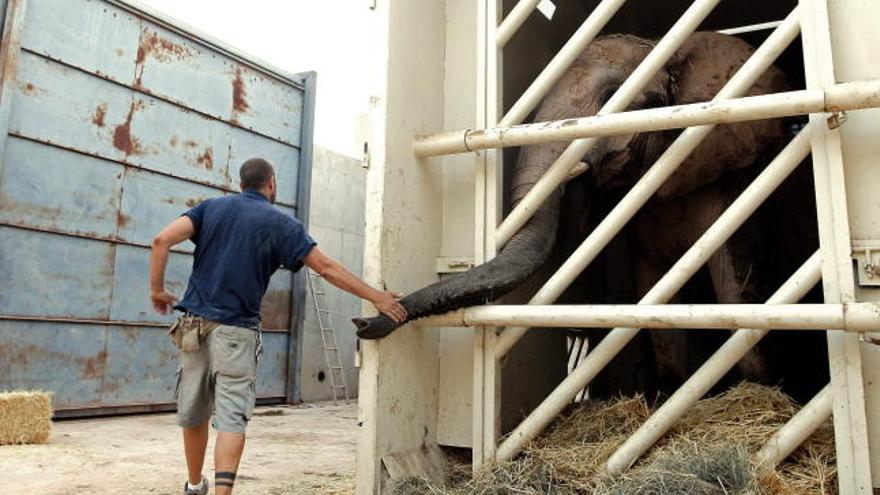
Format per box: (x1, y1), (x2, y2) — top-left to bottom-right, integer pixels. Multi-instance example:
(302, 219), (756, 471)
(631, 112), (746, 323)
(0, 0), (313, 415)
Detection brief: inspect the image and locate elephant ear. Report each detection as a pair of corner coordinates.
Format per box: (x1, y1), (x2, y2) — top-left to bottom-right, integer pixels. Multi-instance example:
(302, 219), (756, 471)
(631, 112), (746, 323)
(655, 32), (787, 200)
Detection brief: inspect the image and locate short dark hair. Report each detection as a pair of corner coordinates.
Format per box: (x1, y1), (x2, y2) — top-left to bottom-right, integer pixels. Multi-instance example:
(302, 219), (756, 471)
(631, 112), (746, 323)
(239, 158), (275, 190)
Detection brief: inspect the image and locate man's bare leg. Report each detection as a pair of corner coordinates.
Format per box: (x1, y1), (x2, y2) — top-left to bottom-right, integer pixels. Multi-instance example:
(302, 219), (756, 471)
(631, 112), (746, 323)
(182, 421), (210, 485)
(214, 432), (246, 495)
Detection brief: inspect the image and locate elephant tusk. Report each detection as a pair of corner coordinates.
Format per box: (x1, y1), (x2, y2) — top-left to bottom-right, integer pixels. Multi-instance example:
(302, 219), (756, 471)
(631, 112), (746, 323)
(565, 161), (591, 182)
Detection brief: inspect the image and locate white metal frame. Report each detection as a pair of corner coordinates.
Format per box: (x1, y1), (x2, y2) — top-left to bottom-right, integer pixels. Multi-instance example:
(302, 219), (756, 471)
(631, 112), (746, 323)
(441, 0), (880, 491)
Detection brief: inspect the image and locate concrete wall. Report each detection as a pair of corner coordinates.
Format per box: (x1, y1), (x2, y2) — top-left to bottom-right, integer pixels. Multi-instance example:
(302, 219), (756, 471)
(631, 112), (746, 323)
(300, 146), (366, 401)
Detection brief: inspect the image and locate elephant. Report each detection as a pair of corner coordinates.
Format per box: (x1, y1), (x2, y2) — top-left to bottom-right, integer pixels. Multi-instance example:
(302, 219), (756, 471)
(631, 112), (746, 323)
(354, 32), (821, 395)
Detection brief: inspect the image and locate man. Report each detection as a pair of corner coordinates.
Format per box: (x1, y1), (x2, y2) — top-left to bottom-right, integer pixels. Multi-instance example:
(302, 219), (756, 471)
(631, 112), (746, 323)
(149, 158), (406, 495)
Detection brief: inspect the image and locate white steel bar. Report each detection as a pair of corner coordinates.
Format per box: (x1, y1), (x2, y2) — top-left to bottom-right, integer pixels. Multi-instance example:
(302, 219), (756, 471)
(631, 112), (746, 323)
(421, 302), (880, 332)
(414, 80), (880, 157)
(717, 20), (784, 36)
(757, 384), (833, 468)
(799, 0), (873, 492)
(605, 252), (822, 474)
(472, 0), (503, 468)
(492, 11), (801, 359)
(499, 0), (627, 126)
(495, 0), (541, 48)
(494, 0), (736, 248)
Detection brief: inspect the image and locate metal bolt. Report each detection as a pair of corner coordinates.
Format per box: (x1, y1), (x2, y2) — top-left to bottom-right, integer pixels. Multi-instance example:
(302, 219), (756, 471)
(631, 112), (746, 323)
(826, 111), (848, 130)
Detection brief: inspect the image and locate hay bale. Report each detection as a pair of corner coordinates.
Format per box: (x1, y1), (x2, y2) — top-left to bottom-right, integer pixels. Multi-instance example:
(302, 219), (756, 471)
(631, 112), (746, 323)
(0, 390), (53, 445)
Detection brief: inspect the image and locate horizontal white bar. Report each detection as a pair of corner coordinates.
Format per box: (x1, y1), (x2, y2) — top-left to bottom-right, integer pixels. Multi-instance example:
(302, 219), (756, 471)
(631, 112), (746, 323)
(419, 302), (880, 332)
(717, 20), (784, 36)
(414, 79), (880, 157)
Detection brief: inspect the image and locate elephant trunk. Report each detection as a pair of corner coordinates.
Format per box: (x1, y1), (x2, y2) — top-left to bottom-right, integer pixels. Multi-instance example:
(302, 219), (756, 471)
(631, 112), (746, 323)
(353, 144), (565, 340)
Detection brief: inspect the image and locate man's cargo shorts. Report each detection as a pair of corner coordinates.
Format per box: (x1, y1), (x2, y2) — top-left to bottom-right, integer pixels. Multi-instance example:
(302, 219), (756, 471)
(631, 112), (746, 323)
(174, 324), (261, 433)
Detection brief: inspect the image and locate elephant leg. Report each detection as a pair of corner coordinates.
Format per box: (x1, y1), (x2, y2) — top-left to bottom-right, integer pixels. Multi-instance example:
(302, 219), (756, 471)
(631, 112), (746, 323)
(636, 255), (689, 394)
(707, 243), (768, 381)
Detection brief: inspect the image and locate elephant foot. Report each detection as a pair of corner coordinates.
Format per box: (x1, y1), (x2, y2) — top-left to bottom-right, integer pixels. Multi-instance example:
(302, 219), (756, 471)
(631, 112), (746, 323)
(352, 314), (402, 340)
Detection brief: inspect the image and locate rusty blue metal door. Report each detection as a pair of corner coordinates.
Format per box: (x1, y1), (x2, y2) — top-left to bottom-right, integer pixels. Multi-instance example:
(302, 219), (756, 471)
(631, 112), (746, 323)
(0, 0), (315, 416)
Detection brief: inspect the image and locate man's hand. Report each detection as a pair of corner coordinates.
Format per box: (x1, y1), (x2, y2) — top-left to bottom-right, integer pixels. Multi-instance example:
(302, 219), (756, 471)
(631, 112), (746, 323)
(371, 291), (407, 323)
(151, 290), (178, 315)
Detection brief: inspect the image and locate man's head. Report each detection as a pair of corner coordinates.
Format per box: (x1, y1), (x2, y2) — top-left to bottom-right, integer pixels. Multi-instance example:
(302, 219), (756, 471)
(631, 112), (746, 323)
(239, 158), (276, 203)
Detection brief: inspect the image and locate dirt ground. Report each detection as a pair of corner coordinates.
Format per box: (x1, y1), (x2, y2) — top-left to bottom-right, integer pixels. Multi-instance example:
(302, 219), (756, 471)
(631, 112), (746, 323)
(2, 402), (357, 495)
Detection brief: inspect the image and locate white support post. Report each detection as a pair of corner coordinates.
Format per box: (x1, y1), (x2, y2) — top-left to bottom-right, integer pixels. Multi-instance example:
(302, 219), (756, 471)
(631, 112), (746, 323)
(472, 0), (502, 470)
(757, 384), (833, 468)
(799, 0), (873, 492)
(605, 252), (822, 474)
(494, 0), (728, 248)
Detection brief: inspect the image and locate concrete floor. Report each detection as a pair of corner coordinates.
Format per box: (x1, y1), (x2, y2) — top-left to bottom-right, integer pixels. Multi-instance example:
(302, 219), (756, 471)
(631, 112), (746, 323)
(2, 402), (357, 495)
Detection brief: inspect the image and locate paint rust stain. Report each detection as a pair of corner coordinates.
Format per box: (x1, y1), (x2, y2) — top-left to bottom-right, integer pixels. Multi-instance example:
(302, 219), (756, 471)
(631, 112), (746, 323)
(92, 103), (107, 127)
(20, 82), (41, 96)
(232, 68), (250, 114)
(169, 136), (179, 147)
(113, 99), (145, 155)
(82, 350), (108, 379)
(116, 211), (131, 228)
(196, 148), (214, 170)
(185, 198), (203, 208)
(115, 48), (125, 57)
(134, 27), (193, 87)
(183, 140), (198, 149)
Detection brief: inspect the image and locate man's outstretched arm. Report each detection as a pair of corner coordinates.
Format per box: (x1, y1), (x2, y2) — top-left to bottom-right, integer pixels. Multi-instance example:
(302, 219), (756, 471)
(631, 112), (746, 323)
(150, 216), (196, 314)
(303, 247), (407, 323)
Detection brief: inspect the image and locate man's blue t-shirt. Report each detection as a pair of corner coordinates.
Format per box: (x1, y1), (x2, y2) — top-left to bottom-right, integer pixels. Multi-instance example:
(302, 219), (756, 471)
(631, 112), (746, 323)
(174, 189), (316, 328)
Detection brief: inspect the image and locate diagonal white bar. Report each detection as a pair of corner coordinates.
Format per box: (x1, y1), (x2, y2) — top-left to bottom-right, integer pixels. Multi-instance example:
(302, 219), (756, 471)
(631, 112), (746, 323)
(413, 80), (880, 157)
(492, 11), (802, 360)
(496, 0), (542, 48)
(495, 0), (727, 247)
(605, 252), (822, 474)
(499, 0), (627, 126)
(756, 384), (833, 468)
(492, 125), (811, 463)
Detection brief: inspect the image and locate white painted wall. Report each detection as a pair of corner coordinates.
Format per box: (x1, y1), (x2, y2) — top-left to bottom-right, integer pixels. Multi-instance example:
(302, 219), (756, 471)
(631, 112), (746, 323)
(137, 0), (378, 400)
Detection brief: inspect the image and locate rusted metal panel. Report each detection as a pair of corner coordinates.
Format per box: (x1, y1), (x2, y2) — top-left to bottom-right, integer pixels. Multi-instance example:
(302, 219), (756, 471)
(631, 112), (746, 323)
(18, 0), (301, 147)
(20, 0), (140, 84)
(0, 0), (313, 414)
(0, 136), (123, 238)
(116, 167), (224, 247)
(257, 332), (290, 397)
(0, 227), (116, 319)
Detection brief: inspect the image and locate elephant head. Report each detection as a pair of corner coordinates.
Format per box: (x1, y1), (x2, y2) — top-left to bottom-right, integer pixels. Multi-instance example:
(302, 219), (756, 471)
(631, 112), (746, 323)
(353, 35), (686, 339)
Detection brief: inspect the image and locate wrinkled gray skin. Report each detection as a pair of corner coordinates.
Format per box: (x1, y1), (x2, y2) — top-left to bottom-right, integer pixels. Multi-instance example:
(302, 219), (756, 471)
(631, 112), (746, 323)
(354, 32), (791, 381)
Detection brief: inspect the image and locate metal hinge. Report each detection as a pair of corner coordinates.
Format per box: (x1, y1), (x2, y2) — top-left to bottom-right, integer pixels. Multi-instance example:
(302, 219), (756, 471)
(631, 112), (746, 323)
(826, 110), (848, 130)
(854, 245), (880, 287)
(436, 257), (475, 274)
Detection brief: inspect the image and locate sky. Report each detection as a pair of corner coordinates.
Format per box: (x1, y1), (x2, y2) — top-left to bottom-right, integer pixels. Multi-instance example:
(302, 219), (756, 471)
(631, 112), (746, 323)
(137, 0), (379, 158)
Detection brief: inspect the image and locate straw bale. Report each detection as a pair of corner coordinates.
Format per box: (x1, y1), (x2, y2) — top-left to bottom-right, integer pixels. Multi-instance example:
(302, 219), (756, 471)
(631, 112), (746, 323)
(0, 390), (53, 445)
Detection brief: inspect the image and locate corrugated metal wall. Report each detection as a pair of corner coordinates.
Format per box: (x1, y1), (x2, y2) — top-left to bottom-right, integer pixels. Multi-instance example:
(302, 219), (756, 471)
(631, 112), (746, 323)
(0, 0), (315, 415)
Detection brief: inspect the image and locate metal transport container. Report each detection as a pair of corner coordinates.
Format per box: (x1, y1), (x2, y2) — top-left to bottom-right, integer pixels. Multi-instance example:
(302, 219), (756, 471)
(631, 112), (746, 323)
(357, 1), (880, 493)
(0, 0), (316, 416)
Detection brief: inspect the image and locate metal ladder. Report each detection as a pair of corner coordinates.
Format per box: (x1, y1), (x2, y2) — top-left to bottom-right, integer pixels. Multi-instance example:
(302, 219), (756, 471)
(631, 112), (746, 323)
(307, 270), (349, 405)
